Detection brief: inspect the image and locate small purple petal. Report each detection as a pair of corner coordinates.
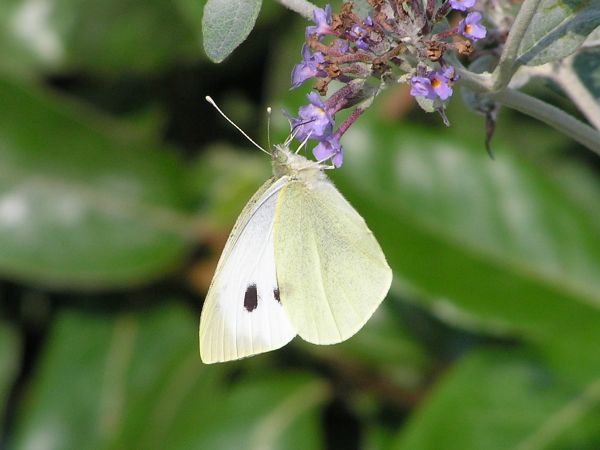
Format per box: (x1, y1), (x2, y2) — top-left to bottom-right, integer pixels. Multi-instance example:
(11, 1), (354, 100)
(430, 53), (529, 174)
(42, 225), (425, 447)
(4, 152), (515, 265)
(410, 76), (436, 100)
(465, 10), (482, 23)
(305, 5), (333, 39)
(290, 45), (326, 88)
(291, 63), (317, 88)
(307, 91), (326, 108)
(449, 0), (476, 11)
(459, 12), (487, 41)
(442, 65), (457, 81)
(332, 149), (344, 167)
(431, 73), (453, 100)
(313, 136), (344, 167)
(411, 69), (455, 101)
(350, 24), (364, 37)
(313, 140), (335, 160)
(349, 25), (366, 40)
(301, 43), (311, 60)
(331, 39), (349, 55)
(291, 93), (334, 141)
(349, 25), (371, 50)
(356, 38), (370, 50)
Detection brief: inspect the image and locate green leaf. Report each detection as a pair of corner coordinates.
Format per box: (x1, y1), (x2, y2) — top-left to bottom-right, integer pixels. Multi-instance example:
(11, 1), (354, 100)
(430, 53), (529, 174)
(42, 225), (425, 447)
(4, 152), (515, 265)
(299, 304), (431, 391)
(0, 0), (203, 75)
(517, 0), (600, 66)
(0, 321), (20, 435)
(11, 304), (328, 450)
(392, 349), (600, 450)
(0, 77), (195, 289)
(167, 373), (327, 450)
(332, 119), (600, 381)
(572, 48), (600, 102)
(189, 145), (270, 227)
(202, 0), (263, 63)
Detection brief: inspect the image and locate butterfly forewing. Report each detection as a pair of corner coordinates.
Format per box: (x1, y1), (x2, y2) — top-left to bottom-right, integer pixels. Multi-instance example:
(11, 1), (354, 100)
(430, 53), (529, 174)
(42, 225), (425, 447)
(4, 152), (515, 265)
(199, 178), (296, 363)
(274, 180), (392, 344)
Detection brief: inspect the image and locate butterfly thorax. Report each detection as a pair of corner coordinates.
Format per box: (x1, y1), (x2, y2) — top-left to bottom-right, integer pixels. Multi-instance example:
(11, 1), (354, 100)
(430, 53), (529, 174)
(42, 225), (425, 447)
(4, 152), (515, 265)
(271, 144), (326, 182)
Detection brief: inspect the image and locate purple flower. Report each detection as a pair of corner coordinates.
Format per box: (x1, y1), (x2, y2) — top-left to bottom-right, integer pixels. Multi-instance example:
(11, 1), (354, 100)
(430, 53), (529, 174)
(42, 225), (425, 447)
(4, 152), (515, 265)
(349, 24), (369, 50)
(290, 92), (334, 141)
(430, 71), (453, 100)
(313, 135), (344, 167)
(442, 65), (458, 82)
(306, 5), (333, 39)
(291, 45), (326, 88)
(410, 76), (436, 100)
(449, 0), (476, 11)
(459, 12), (487, 41)
(410, 68), (455, 101)
(330, 39), (349, 55)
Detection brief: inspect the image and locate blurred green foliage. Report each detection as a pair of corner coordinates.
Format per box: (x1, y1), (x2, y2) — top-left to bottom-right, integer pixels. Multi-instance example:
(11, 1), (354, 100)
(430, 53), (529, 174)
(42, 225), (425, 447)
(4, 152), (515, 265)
(1, 1), (600, 449)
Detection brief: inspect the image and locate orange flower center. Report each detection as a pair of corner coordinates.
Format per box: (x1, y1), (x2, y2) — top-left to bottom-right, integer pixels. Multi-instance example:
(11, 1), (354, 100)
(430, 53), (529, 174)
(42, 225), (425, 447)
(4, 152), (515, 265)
(431, 78), (441, 89)
(465, 24), (473, 34)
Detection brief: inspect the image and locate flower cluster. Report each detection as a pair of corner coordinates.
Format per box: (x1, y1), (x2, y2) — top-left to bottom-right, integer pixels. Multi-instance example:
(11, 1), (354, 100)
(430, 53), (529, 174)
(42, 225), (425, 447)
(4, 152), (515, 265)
(286, 91), (345, 167)
(287, 0), (488, 166)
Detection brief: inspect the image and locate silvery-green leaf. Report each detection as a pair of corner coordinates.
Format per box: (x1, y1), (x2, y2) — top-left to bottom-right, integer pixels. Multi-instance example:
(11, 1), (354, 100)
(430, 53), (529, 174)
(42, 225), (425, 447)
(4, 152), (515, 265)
(517, 0), (600, 66)
(582, 26), (600, 49)
(415, 96), (435, 113)
(202, 0), (262, 63)
(572, 48), (600, 102)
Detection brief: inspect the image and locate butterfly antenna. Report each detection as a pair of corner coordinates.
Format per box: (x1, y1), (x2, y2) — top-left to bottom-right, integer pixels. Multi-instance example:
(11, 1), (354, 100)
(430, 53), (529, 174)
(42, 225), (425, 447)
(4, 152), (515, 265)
(266, 106), (272, 152)
(296, 131), (313, 154)
(205, 96), (269, 155)
(282, 126), (298, 147)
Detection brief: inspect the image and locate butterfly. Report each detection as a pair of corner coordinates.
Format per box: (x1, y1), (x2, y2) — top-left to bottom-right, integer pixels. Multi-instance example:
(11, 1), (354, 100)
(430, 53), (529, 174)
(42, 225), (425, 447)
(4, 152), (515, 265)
(199, 97), (392, 363)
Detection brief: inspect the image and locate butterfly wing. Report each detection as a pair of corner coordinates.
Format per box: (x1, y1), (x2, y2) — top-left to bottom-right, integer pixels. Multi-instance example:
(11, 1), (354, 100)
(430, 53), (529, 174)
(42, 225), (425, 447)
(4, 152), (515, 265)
(274, 179), (392, 344)
(200, 177), (296, 363)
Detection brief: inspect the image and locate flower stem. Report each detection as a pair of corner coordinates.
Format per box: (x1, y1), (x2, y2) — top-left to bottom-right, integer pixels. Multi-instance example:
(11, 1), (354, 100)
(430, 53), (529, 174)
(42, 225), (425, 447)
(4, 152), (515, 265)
(491, 0), (543, 91)
(490, 88), (600, 156)
(456, 62), (600, 156)
(337, 107), (366, 138)
(274, 0), (316, 20)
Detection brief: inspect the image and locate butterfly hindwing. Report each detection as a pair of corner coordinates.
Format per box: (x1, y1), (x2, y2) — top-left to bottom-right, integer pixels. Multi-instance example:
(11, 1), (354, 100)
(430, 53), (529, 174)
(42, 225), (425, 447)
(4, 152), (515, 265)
(274, 179), (392, 344)
(199, 178), (296, 363)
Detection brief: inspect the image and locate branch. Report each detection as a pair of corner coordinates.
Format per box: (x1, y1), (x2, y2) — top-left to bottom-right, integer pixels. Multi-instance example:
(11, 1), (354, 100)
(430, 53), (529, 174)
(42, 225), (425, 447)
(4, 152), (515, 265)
(490, 89), (600, 156)
(274, 0), (316, 20)
(491, 0), (543, 91)
(456, 62), (600, 156)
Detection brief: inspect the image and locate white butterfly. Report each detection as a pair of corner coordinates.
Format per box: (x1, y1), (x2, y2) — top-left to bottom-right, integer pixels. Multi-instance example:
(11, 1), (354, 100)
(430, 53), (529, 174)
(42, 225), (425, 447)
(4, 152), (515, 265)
(199, 97), (392, 363)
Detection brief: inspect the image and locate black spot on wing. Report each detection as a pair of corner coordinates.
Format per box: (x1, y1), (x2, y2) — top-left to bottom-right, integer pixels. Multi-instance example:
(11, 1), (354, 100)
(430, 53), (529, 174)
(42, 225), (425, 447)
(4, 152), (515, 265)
(273, 288), (281, 303)
(244, 284), (258, 312)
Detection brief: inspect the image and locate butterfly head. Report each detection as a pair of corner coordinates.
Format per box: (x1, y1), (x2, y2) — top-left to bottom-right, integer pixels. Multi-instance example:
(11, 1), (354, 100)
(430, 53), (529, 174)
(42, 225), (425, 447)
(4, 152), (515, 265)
(271, 144), (326, 180)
